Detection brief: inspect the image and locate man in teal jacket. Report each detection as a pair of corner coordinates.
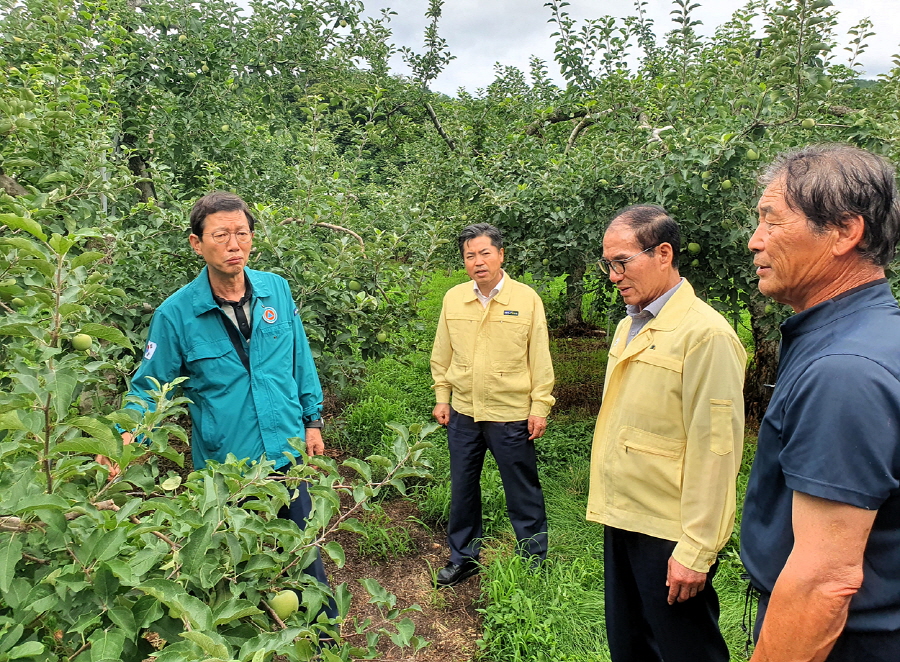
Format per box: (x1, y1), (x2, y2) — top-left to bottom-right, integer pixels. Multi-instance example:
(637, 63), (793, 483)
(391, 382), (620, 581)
(103, 190), (336, 618)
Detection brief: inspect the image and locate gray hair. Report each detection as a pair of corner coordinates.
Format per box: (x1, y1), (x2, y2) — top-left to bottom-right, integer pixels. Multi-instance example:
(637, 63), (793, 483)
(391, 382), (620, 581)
(458, 223), (503, 257)
(760, 144), (900, 267)
(609, 204), (681, 269)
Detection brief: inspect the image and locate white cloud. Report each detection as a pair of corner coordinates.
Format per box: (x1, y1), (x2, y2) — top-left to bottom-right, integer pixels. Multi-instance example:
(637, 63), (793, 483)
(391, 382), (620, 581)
(365, 0), (898, 95)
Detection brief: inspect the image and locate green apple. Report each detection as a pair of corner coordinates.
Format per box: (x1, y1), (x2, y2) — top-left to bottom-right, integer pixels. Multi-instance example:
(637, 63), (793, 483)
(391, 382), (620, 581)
(270, 590), (299, 621)
(691, 259), (700, 267)
(376, 331), (388, 343)
(71, 333), (92, 351)
(701, 171), (712, 180)
(801, 118), (816, 129)
(687, 242), (701, 254)
(542, 258), (549, 266)
(348, 280), (361, 291)
(746, 149), (759, 160)
(720, 179), (732, 190)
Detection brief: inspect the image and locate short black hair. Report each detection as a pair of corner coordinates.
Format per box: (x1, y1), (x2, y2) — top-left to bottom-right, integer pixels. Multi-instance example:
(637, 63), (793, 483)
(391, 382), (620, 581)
(760, 144), (900, 267)
(457, 223), (503, 257)
(608, 204), (681, 269)
(189, 191), (257, 237)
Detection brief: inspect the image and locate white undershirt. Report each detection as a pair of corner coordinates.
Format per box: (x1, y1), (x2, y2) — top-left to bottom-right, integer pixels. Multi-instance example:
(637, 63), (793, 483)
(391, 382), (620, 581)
(474, 272), (505, 308)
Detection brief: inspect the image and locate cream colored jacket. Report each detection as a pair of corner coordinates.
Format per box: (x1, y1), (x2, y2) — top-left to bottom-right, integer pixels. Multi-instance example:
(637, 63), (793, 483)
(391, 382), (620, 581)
(431, 277), (555, 422)
(587, 280), (746, 572)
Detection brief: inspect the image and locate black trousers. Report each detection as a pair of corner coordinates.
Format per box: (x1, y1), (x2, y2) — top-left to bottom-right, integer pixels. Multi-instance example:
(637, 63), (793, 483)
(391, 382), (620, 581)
(754, 592), (900, 662)
(276, 475), (339, 620)
(446, 409), (548, 564)
(604, 527), (729, 662)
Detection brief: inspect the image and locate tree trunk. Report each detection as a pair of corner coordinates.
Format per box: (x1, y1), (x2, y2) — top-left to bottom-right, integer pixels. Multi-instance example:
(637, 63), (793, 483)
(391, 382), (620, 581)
(564, 263), (586, 327)
(744, 297), (780, 428)
(0, 169), (28, 196)
(127, 151), (157, 203)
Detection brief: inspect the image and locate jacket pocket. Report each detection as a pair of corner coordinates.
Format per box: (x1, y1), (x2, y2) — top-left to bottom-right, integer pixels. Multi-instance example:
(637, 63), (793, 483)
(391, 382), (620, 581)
(186, 338), (232, 362)
(486, 360), (531, 409)
(612, 426), (685, 519)
(709, 399), (734, 456)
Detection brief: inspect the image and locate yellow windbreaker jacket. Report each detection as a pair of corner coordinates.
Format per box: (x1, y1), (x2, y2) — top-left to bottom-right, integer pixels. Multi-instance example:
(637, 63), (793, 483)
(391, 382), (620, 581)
(586, 280), (746, 572)
(431, 276), (555, 422)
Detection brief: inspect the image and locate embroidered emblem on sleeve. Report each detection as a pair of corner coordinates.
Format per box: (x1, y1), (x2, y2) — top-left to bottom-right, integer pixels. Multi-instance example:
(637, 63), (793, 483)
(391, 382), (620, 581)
(145, 341), (157, 360)
(262, 307), (278, 324)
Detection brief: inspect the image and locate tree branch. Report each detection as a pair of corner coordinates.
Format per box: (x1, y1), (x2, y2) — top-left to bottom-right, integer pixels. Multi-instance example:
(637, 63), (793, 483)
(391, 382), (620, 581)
(279, 217), (367, 256)
(524, 109), (588, 136)
(424, 101), (456, 152)
(565, 115), (594, 153)
(261, 599), (287, 629)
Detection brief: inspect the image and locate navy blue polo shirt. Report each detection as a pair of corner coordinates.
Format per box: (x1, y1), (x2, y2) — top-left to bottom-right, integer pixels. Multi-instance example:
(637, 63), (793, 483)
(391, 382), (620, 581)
(741, 280), (900, 632)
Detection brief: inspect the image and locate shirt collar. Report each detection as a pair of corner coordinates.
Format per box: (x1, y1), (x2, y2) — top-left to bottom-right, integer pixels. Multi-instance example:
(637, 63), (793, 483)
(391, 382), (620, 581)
(781, 278), (892, 339)
(474, 271), (505, 301)
(626, 278), (683, 319)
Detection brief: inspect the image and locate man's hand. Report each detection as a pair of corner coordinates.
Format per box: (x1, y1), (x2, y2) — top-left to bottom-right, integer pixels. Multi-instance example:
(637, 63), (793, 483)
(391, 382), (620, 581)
(95, 432), (134, 481)
(527, 415), (547, 440)
(666, 556), (708, 604)
(433, 403), (451, 426)
(305, 427), (325, 456)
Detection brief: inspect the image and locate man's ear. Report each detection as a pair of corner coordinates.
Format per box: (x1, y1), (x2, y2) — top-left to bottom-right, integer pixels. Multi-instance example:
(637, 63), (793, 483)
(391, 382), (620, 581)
(189, 233), (202, 255)
(833, 215), (865, 257)
(656, 242), (674, 267)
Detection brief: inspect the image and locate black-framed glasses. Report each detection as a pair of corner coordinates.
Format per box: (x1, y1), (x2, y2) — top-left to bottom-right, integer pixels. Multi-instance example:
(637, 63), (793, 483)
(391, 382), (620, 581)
(598, 245), (657, 275)
(204, 230), (253, 244)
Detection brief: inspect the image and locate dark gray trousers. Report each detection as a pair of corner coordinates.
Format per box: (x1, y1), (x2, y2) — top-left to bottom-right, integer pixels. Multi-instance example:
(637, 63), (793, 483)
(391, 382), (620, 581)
(446, 409), (548, 564)
(604, 527), (729, 662)
(275, 472), (339, 620)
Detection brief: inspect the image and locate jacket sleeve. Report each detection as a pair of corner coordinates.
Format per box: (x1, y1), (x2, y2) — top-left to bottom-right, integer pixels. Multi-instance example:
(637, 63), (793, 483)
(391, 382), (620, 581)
(526, 292), (556, 418)
(290, 288), (323, 425)
(123, 311), (185, 422)
(673, 331), (746, 572)
(430, 296), (453, 404)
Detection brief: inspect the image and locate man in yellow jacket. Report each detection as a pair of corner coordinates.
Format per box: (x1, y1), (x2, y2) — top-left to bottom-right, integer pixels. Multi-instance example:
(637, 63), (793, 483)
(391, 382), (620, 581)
(431, 223), (555, 586)
(588, 205), (745, 661)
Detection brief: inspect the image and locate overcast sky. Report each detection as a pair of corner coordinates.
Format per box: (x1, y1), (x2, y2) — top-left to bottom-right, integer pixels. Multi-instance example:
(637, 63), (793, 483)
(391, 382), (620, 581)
(360, 0), (898, 95)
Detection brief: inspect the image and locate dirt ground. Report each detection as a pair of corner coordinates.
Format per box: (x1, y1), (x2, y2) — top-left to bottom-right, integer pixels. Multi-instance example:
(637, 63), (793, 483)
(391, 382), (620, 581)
(329, 496), (483, 662)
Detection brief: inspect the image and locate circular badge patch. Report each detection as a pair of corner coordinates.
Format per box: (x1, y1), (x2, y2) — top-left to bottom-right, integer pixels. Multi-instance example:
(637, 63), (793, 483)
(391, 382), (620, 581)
(262, 307), (278, 324)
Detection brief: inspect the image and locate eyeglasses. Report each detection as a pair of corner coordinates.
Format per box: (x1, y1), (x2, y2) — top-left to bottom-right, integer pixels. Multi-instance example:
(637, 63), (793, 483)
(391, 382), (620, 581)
(598, 245), (657, 275)
(204, 230), (253, 244)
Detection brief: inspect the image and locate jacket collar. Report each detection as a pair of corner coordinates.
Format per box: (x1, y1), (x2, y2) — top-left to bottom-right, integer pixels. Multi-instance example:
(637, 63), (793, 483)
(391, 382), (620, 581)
(613, 278), (697, 363)
(463, 273), (513, 306)
(640, 277), (696, 333)
(191, 267), (272, 317)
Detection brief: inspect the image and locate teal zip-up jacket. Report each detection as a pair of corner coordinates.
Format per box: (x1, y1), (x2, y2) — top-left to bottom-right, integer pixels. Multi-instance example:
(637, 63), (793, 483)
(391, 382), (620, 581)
(125, 267), (323, 469)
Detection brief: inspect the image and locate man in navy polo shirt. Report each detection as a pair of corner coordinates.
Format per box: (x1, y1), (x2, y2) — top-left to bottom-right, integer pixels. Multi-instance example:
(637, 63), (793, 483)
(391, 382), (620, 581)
(741, 144), (900, 661)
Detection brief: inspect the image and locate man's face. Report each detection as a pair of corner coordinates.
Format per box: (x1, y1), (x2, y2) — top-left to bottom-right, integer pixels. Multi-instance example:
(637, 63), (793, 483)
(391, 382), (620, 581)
(602, 224), (671, 309)
(463, 235), (504, 292)
(189, 209), (253, 279)
(749, 178), (839, 312)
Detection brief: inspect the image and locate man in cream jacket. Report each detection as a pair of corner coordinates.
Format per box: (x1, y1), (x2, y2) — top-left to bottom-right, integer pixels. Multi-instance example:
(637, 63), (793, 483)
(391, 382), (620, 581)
(588, 205), (745, 662)
(431, 223), (555, 587)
